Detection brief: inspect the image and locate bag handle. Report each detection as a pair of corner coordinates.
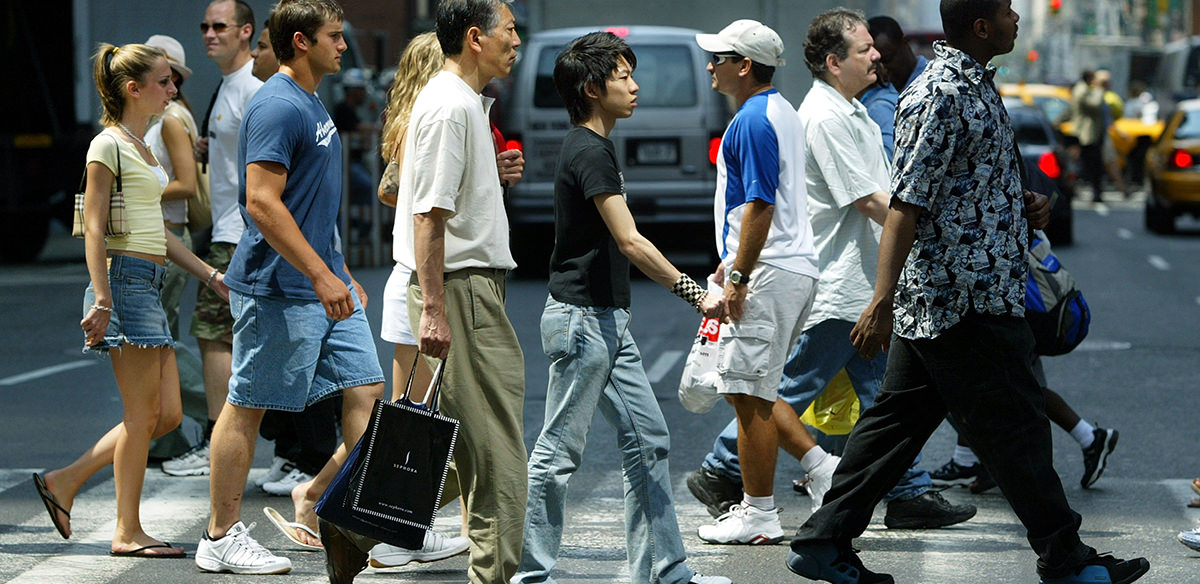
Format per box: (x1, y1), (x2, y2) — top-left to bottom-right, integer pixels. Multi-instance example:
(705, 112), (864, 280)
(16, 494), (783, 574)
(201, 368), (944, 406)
(399, 354), (446, 412)
(76, 132), (125, 194)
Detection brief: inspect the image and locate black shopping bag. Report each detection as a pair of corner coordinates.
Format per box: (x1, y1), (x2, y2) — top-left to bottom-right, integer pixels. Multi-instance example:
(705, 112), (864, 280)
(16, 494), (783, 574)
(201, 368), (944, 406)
(315, 359), (458, 550)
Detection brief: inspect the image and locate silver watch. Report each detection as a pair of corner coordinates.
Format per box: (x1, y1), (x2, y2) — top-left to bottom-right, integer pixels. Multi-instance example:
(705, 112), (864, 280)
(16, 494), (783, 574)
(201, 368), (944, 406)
(729, 269), (750, 286)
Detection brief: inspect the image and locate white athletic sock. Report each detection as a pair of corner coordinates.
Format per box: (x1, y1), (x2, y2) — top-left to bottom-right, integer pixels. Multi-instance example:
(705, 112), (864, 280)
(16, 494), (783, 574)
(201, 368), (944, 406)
(1071, 420), (1096, 448)
(800, 446), (829, 472)
(953, 445), (979, 467)
(743, 494), (775, 512)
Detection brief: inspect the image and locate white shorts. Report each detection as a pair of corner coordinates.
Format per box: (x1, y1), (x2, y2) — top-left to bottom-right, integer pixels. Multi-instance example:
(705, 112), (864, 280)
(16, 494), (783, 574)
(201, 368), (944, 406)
(380, 263), (416, 346)
(717, 264), (817, 402)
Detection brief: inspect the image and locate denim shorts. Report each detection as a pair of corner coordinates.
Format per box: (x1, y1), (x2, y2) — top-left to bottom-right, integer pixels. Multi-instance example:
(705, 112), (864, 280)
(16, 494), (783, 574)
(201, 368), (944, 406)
(227, 288), (385, 412)
(82, 255), (173, 352)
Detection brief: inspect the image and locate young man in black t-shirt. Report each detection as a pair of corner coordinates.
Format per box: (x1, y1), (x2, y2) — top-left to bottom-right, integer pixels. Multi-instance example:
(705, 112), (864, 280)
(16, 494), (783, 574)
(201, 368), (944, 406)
(511, 32), (728, 584)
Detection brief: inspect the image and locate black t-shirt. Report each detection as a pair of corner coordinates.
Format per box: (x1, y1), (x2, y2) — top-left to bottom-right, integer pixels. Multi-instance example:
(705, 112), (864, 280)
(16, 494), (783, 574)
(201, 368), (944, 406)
(548, 126), (631, 308)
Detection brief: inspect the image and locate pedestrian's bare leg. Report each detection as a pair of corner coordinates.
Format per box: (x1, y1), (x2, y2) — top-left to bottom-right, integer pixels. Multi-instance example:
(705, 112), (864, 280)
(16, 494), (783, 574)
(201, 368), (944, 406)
(207, 402), (265, 537)
(731, 394), (778, 497)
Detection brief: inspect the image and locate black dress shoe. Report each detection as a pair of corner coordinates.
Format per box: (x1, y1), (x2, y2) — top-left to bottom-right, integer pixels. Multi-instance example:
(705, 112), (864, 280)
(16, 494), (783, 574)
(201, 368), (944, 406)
(884, 491), (977, 529)
(318, 519), (370, 584)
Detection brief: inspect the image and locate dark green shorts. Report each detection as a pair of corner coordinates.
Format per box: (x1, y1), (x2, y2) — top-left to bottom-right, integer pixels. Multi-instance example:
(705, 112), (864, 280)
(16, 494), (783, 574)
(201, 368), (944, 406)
(189, 242), (235, 343)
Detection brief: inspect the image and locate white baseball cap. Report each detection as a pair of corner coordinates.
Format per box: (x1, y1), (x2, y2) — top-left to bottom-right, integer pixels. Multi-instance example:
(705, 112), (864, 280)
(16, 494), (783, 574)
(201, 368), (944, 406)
(696, 19), (785, 67)
(145, 34), (193, 80)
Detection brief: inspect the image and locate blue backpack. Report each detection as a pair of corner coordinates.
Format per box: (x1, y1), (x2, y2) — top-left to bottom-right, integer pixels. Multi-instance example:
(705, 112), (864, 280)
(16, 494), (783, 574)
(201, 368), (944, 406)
(1025, 230), (1090, 355)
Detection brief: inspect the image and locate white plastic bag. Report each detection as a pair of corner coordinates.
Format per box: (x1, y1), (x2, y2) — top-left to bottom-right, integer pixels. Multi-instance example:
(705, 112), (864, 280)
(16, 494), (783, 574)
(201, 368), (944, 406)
(677, 278), (723, 413)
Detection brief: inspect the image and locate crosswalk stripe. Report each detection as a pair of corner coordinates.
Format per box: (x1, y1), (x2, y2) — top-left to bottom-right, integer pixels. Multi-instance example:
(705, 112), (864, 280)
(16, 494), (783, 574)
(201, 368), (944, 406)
(7, 473), (211, 584)
(0, 469), (41, 493)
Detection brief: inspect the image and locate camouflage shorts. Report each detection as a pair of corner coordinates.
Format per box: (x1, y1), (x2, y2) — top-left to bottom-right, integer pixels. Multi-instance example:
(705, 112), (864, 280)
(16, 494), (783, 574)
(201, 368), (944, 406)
(189, 242), (235, 343)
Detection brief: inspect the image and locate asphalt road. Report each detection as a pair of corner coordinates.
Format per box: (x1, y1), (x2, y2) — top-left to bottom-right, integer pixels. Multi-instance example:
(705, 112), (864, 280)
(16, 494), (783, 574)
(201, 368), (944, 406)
(0, 195), (1197, 583)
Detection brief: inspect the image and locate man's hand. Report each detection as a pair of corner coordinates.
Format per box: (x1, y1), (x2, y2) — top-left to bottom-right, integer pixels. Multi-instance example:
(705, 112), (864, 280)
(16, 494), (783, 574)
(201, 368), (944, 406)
(418, 309), (451, 360)
(313, 272), (354, 321)
(210, 273), (230, 302)
(850, 297), (894, 360)
(497, 149), (524, 187)
(699, 291), (725, 319)
(194, 136), (210, 164)
(350, 276), (368, 309)
(722, 280), (748, 323)
(1024, 189), (1051, 231)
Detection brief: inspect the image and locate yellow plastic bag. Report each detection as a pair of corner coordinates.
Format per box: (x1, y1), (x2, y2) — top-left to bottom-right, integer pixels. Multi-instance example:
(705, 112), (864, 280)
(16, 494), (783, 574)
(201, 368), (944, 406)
(800, 369), (860, 436)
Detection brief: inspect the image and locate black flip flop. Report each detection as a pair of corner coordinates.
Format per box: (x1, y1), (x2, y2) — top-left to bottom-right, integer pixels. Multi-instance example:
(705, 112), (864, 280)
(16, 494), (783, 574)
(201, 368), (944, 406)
(32, 473), (70, 539)
(110, 542), (187, 558)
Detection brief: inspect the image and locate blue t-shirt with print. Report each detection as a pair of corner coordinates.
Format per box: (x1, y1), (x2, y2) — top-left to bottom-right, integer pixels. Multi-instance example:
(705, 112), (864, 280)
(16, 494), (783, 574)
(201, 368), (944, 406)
(225, 73), (349, 300)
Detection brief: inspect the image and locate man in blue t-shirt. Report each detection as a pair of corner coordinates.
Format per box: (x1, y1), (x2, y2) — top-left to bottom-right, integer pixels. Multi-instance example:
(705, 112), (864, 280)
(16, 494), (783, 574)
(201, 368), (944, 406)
(196, 0), (385, 577)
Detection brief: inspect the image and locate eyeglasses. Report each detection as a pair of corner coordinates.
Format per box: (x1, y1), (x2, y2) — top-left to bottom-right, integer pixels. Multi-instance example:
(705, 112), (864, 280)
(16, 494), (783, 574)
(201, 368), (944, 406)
(711, 53), (743, 66)
(200, 21), (233, 34)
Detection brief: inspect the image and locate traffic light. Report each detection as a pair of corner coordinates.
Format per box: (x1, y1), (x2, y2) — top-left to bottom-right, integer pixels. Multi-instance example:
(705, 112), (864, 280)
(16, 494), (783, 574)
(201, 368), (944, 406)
(1050, 0), (1062, 15)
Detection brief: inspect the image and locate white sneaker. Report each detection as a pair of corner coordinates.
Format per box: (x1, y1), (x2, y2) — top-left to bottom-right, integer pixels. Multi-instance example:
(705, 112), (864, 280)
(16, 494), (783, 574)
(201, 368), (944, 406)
(697, 503), (784, 545)
(804, 453), (841, 513)
(254, 456), (293, 488)
(369, 531), (469, 568)
(162, 440), (210, 477)
(690, 572), (733, 584)
(1179, 527), (1200, 551)
(262, 465), (314, 496)
(195, 521), (292, 574)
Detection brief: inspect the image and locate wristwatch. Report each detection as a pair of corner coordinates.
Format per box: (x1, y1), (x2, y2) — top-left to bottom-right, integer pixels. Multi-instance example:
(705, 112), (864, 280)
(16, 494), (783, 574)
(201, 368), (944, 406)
(729, 269), (750, 286)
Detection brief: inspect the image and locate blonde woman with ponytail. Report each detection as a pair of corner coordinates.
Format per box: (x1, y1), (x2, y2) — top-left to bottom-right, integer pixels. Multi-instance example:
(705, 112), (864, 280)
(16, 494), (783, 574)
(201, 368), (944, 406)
(32, 42), (228, 558)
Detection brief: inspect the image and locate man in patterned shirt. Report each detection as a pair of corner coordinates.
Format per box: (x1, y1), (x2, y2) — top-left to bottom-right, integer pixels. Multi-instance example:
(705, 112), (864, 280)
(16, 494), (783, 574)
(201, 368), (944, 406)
(785, 2), (1150, 584)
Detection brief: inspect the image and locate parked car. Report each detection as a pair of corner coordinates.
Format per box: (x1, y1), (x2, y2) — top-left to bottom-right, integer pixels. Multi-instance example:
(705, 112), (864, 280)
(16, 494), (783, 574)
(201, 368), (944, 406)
(1144, 98), (1200, 234)
(1004, 98), (1075, 245)
(500, 25), (733, 274)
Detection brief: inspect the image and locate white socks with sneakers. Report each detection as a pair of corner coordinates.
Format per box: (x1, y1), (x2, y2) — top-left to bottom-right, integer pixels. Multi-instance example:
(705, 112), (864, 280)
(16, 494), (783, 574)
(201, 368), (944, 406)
(800, 445), (830, 473)
(743, 494), (775, 512)
(952, 445), (980, 467)
(1070, 420), (1096, 448)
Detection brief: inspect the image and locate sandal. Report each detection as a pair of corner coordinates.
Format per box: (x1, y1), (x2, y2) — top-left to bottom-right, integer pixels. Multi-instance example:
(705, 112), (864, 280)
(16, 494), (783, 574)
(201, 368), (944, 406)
(32, 473), (70, 539)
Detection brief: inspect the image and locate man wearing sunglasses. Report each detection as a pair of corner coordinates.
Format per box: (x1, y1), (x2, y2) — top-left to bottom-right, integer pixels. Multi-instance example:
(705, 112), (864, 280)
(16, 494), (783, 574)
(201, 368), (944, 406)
(693, 19), (821, 546)
(162, 0), (265, 479)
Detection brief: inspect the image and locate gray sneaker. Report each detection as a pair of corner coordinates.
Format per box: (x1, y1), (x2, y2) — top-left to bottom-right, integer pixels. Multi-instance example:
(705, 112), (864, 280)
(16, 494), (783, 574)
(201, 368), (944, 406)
(195, 521), (292, 574)
(162, 439), (210, 477)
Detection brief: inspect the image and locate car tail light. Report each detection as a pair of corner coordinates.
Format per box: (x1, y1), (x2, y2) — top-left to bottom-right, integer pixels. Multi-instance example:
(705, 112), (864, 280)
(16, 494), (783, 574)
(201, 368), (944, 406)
(1037, 151), (1061, 179)
(505, 138), (523, 152)
(708, 136), (721, 166)
(1172, 149), (1193, 169)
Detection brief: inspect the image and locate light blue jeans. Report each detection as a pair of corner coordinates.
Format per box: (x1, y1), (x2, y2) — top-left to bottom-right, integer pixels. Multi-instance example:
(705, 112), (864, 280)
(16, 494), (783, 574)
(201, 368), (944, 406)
(703, 318), (932, 502)
(513, 296), (694, 584)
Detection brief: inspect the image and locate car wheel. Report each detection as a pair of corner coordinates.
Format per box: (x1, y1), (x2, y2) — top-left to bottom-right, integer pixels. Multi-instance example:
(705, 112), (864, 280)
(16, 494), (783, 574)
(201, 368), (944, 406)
(1145, 194), (1175, 234)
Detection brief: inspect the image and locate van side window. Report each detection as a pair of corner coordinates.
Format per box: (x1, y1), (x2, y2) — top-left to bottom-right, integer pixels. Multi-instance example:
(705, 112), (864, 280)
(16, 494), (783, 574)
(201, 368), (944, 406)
(533, 44), (697, 109)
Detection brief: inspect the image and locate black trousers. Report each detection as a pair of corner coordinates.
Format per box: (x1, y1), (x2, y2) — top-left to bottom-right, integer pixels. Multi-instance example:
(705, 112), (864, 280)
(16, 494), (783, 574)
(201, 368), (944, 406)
(1080, 142), (1105, 200)
(259, 395), (341, 476)
(791, 314), (1092, 578)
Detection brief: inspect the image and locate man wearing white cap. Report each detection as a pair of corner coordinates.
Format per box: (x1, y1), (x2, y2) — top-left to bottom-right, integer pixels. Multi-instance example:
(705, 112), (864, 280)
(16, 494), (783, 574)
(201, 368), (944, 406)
(694, 20), (821, 545)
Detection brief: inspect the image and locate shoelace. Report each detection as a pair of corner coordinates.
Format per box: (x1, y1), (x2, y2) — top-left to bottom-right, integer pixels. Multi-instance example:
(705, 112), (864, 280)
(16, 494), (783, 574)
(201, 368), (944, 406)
(174, 443), (209, 462)
(226, 523), (277, 565)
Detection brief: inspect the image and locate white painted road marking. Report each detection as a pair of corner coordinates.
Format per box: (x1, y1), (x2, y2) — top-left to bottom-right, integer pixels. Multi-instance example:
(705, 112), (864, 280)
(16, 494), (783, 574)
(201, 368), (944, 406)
(647, 349), (685, 384)
(1148, 255), (1171, 271)
(0, 361), (96, 387)
(1116, 228), (1134, 240)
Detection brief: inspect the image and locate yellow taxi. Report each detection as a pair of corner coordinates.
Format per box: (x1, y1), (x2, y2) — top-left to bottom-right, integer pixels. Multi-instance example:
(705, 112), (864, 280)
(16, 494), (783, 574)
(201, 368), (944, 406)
(1000, 82), (1164, 169)
(1145, 99), (1200, 233)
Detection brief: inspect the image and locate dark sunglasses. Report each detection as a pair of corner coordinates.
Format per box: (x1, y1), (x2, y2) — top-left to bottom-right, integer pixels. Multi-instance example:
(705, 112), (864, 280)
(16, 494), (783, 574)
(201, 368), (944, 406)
(200, 21), (233, 34)
(711, 53), (743, 66)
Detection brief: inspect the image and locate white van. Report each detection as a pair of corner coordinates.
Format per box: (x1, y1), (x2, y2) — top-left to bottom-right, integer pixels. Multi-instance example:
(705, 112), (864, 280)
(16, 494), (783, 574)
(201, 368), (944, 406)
(501, 26), (733, 272)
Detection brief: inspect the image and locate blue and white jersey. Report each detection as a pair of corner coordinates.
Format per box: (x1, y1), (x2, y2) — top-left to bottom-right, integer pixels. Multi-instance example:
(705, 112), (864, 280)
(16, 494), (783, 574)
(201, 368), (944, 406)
(713, 89), (819, 278)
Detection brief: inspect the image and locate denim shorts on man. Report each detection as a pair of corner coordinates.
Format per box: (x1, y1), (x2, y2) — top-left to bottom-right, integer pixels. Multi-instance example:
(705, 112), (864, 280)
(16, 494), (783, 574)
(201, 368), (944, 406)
(189, 242), (236, 343)
(82, 254), (173, 352)
(227, 288), (385, 412)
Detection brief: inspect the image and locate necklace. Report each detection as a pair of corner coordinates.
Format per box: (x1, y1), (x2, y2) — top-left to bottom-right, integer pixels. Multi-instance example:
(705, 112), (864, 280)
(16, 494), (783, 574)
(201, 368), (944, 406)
(116, 122), (148, 150)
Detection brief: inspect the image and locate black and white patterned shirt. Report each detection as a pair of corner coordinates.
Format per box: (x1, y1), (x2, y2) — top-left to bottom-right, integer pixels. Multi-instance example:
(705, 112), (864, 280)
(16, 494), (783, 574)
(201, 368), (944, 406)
(890, 41), (1029, 340)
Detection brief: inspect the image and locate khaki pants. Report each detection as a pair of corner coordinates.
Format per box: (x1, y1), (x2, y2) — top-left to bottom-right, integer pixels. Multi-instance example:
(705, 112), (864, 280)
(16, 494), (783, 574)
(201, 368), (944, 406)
(409, 268), (527, 584)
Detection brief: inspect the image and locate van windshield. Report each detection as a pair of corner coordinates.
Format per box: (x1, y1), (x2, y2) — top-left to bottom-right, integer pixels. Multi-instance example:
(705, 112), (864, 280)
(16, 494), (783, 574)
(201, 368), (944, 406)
(534, 44), (697, 109)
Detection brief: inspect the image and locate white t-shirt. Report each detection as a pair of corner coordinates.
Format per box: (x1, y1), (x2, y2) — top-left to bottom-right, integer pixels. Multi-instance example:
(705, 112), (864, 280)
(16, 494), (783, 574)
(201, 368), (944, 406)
(146, 101), (198, 225)
(393, 71), (515, 272)
(797, 79), (889, 325)
(208, 60), (263, 244)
